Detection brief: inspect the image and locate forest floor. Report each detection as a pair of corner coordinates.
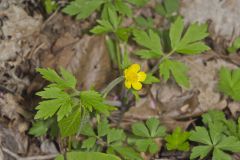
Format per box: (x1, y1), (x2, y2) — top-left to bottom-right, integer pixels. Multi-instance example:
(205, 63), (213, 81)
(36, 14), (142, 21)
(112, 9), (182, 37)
(0, 0), (240, 160)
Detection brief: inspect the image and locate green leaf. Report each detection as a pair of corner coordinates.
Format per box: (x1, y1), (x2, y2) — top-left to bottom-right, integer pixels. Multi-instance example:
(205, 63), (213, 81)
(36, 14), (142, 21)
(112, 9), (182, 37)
(82, 137), (97, 150)
(190, 145), (212, 159)
(115, 0), (132, 17)
(97, 119), (109, 137)
(159, 59), (171, 81)
(146, 118), (166, 137)
(212, 148), (232, 160)
(216, 136), (240, 153)
(135, 50), (161, 59)
(224, 119), (238, 138)
(35, 88), (73, 121)
(189, 127), (212, 145)
(80, 123), (96, 137)
(55, 151), (121, 160)
(170, 60), (189, 88)
(170, 17), (184, 50)
(143, 74), (160, 84)
(80, 90), (115, 115)
(112, 146), (143, 160)
(62, 0), (105, 20)
(107, 7), (120, 30)
(127, 0), (148, 7)
(155, 0), (179, 18)
(218, 67), (240, 101)
(159, 59), (189, 88)
(59, 67), (77, 89)
(131, 122), (150, 137)
(43, 0), (58, 14)
(29, 119), (53, 137)
(107, 129), (126, 145)
(135, 139), (159, 154)
(116, 27), (132, 42)
(135, 16), (153, 29)
(202, 110), (226, 125)
(133, 29), (163, 59)
(58, 109), (81, 137)
(169, 17), (209, 54)
(37, 68), (76, 89)
(227, 37), (240, 53)
(165, 127), (190, 151)
(91, 19), (114, 34)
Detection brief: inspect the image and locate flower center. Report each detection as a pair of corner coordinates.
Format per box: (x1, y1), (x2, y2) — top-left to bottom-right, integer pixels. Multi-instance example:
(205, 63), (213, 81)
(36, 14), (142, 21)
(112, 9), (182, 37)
(126, 71), (138, 83)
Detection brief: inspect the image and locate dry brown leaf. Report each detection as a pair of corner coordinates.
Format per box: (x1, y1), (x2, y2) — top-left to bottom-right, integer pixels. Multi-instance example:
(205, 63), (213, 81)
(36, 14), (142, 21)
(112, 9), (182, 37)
(38, 33), (112, 90)
(228, 102), (240, 118)
(181, 0), (240, 41)
(0, 124), (28, 158)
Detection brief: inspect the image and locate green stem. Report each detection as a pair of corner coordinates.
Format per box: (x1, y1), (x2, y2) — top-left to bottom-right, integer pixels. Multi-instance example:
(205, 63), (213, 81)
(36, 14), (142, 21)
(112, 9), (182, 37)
(150, 50), (176, 74)
(67, 137), (72, 151)
(102, 76), (124, 98)
(116, 39), (122, 73)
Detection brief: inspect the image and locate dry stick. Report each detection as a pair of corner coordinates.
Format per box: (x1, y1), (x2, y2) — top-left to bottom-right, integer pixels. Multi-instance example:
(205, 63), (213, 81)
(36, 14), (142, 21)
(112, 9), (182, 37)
(2, 147), (58, 160)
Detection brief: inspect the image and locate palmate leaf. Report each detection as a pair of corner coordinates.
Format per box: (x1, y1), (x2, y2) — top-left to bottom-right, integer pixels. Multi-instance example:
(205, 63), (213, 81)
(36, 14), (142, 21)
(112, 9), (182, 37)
(82, 137), (97, 150)
(190, 121), (240, 160)
(202, 110), (226, 125)
(35, 87), (73, 121)
(107, 129), (126, 145)
(170, 17), (210, 54)
(29, 118), (54, 137)
(159, 59), (189, 88)
(115, 0), (132, 17)
(62, 0), (105, 20)
(91, 7), (121, 34)
(80, 90), (115, 115)
(43, 0), (58, 14)
(97, 118), (109, 137)
(165, 127), (190, 151)
(58, 108), (81, 137)
(212, 148), (232, 160)
(55, 151), (121, 160)
(155, 0), (179, 18)
(190, 145), (212, 160)
(218, 67), (240, 101)
(133, 29), (163, 59)
(112, 146), (143, 160)
(130, 118), (165, 154)
(37, 68), (76, 89)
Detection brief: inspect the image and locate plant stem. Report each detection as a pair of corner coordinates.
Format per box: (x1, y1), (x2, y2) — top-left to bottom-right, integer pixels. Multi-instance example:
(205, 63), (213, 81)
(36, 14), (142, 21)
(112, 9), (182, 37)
(150, 50), (176, 74)
(116, 39), (122, 73)
(67, 137), (72, 151)
(102, 76), (124, 98)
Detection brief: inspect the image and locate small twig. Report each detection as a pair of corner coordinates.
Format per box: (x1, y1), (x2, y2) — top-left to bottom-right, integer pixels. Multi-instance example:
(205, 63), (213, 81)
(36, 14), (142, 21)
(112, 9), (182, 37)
(2, 147), (58, 160)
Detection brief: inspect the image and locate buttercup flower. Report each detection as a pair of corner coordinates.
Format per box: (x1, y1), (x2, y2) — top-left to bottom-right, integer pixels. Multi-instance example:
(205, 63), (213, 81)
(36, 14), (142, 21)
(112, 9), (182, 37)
(124, 64), (146, 90)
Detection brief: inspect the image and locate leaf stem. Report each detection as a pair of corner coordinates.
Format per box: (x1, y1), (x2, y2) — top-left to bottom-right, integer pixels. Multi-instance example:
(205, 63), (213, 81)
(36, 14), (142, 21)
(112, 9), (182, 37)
(116, 39), (122, 73)
(150, 50), (175, 74)
(101, 76), (124, 98)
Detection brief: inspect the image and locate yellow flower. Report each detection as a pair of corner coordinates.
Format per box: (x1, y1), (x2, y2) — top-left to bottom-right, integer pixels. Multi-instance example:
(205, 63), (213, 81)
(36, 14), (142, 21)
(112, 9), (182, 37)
(124, 64), (146, 90)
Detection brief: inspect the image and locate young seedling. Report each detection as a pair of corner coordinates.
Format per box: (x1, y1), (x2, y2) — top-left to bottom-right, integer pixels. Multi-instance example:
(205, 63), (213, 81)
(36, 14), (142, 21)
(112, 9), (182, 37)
(128, 118), (166, 154)
(165, 127), (190, 151)
(189, 111), (240, 160)
(218, 67), (240, 101)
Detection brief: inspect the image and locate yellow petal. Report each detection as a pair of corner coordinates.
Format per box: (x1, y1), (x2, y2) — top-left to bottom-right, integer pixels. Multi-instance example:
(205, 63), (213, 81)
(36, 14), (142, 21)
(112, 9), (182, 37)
(124, 80), (131, 89)
(129, 64), (140, 73)
(124, 68), (129, 77)
(132, 82), (142, 90)
(138, 72), (146, 82)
